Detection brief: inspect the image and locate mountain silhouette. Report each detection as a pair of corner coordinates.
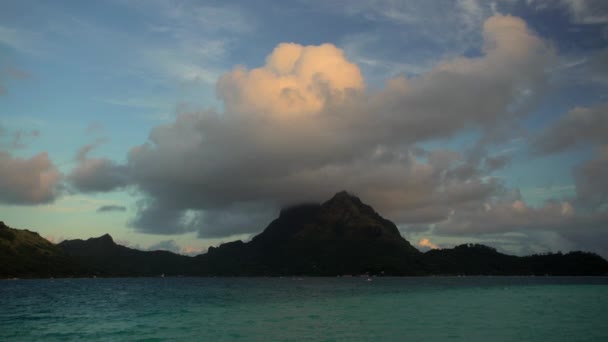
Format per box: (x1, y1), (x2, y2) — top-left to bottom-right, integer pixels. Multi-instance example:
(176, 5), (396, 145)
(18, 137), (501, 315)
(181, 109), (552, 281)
(59, 234), (195, 277)
(1, 192), (607, 278)
(200, 191), (424, 275)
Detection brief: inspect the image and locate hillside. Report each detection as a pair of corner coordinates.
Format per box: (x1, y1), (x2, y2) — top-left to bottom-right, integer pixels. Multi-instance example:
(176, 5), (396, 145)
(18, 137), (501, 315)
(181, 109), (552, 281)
(0, 221), (80, 278)
(59, 234), (195, 277)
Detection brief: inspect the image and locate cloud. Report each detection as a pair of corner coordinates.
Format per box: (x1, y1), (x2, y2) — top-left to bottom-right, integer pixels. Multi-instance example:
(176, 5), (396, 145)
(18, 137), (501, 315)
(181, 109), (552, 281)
(11, 130), (40, 149)
(133, 3), (254, 85)
(146, 239), (203, 255)
(561, 0), (608, 24)
(160, 3), (254, 34)
(418, 238), (440, 250)
(433, 197), (608, 256)
(534, 102), (608, 207)
(96, 205), (127, 213)
(75, 139), (106, 162)
(328, 0), (499, 87)
(147, 239), (181, 254)
(521, 0), (608, 24)
(484, 154), (511, 171)
(0, 127), (40, 150)
(68, 159), (129, 193)
(534, 104), (608, 154)
(70, 15), (557, 241)
(145, 50), (222, 84)
(67, 140), (129, 193)
(587, 49), (608, 84)
(575, 145), (608, 206)
(434, 199), (579, 235)
(0, 151), (61, 205)
(217, 42), (365, 116)
(316, 0), (489, 37)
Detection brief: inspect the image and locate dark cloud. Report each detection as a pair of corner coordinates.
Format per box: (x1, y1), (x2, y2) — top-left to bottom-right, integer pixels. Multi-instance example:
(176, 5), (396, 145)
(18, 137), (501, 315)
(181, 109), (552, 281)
(586, 48), (608, 84)
(534, 104), (608, 154)
(484, 154), (511, 171)
(562, 0), (608, 24)
(68, 158), (129, 193)
(129, 199), (198, 235)
(574, 146), (608, 206)
(534, 102), (608, 208)
(0, 151), (61, 205)
(96, 205), (127, 213)
(68, 139), (129, 193)
(514, 0), (608, 25)
(131, 200), (277, 238)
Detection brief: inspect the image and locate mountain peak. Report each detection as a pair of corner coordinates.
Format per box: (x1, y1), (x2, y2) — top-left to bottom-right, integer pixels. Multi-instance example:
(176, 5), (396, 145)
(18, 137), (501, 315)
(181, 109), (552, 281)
(321, 191), (377, 219)
(96, 234), (114, 243)
(323, 191), (365, 208)
(83, 233), (116, 247)
(329, 190), (359, 201)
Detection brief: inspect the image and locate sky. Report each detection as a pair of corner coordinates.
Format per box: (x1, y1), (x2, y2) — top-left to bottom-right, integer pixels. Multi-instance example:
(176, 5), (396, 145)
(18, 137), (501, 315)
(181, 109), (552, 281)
(1, 0), (607, 257)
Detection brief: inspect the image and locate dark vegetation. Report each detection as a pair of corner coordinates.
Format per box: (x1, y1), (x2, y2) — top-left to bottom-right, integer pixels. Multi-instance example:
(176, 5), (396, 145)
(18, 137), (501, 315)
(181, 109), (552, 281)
(0, 221), (81, 277)
(58, 234), (197, 277)
(1, 192), (607, 278)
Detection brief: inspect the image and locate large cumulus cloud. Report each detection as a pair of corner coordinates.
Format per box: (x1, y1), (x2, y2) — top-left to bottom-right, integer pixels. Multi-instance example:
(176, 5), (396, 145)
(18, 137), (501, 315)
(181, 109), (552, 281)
(69, 15), (568, 245)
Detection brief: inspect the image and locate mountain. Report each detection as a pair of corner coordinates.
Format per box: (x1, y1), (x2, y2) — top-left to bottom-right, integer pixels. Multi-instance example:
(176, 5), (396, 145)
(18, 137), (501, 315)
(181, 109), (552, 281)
(0, 221), (81, 278)
(2, 191), (608, 278)
(199, 191), (425, 275)
(59, 234), (195, 277)
(424, 244), (608, 276)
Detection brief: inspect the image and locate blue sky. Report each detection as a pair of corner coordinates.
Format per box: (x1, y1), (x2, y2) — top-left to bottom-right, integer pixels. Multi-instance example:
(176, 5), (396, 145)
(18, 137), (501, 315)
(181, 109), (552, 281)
(1, 0), (607, 256)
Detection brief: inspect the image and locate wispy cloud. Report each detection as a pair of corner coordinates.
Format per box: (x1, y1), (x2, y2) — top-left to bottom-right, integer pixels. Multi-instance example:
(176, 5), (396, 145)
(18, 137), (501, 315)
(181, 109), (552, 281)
(97, 96), (171, 110)
(97, 205), (127, 213)
(132, 2), (254, 84)
(144, 51), (221, 84)
(0, 26), (46, 55)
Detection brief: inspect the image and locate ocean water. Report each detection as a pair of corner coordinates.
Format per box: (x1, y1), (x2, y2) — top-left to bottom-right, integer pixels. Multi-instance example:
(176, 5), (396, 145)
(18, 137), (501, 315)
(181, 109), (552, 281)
(1, 277), (607, 341)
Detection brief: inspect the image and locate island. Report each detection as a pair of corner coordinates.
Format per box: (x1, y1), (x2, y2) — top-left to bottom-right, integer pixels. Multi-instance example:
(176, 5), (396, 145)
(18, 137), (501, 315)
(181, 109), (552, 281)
(2, 192), (607, 278)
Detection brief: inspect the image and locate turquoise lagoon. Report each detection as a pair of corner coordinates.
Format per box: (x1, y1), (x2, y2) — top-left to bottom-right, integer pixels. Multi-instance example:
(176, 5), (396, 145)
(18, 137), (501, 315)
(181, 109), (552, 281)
(1, 277), (607, 341)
